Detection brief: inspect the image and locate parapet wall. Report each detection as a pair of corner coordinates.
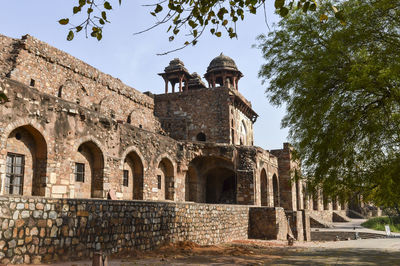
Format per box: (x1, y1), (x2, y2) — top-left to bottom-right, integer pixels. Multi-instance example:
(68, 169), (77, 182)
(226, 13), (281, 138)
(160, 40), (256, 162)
(0, 196), (250, 264)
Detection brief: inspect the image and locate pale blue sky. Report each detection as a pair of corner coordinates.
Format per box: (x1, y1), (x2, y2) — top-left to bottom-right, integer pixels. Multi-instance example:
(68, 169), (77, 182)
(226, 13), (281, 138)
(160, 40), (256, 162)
(0, 0), (288, 150)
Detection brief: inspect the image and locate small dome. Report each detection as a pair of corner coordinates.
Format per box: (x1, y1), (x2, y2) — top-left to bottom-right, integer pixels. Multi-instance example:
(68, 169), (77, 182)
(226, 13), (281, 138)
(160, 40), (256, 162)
(207, 53), (239, 72)
(164, 58), (187, 73)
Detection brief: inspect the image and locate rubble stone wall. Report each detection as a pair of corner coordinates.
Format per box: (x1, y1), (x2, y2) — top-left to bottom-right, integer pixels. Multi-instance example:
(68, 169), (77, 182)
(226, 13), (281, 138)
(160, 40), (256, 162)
(248, 207), (288, 240)
(154, 88), (231, 143)
(0, 196), (250, 264)
(0, 78), (278, 205)
(0, 34), (156, 132)
(270, 143), (303, 211)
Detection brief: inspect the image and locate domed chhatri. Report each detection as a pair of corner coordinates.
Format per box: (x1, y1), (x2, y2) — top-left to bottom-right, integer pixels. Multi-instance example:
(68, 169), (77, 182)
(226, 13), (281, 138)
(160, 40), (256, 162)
(207, 53), (239, 72)
(204, 53), (243, 90)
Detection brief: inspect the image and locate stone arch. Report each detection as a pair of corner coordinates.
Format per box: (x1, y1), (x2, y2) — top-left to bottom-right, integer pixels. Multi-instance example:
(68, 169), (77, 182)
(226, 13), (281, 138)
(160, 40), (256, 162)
(74, 138), (105, 199)
(157, 157), (175, 200)
(122, 149), (144, 200)
(2, 124), (47, 196)
(272, 173), (280, 207)
(1, 119), (50, 151)
(260, 168), (268, 206)
(186, 156), (236, 204)
(120, 146), (147, 170)
(73, 136), (107, 164)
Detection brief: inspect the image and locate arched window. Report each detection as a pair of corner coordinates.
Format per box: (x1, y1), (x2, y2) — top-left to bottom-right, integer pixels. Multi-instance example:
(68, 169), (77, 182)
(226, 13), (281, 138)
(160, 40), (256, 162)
(240, 120), (247, 145)
(5, 125), (47, 196)
(196, 132), (206, 141)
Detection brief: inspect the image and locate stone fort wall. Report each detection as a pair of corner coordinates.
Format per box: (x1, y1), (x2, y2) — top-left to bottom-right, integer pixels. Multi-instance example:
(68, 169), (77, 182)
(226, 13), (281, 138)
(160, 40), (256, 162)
(0, 196), (250, 264)
(0, 77), (279, 205)
(0, 34), (157, 132)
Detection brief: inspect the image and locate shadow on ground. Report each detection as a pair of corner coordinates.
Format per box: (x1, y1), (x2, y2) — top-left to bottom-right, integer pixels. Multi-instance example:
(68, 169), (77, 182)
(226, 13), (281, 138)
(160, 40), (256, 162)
(115, 241), (400, 265)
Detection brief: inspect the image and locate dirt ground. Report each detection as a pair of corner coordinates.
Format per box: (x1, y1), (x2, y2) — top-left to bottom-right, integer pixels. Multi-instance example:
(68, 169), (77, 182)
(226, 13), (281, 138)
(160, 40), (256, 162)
(17, 239), (400, 265)
(105, 239), (400, 265)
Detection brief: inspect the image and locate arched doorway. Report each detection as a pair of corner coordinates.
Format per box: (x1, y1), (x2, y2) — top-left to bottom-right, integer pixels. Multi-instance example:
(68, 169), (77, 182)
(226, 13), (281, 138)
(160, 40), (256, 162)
(75, 141), (104, 198)
(205, 167), (236, 204)
(185, 156), (237, 204)
(158, 158), (174, 200)
(260, 168), (269, 206)
(272, 174), (280, 207)
(4, 125), (47, 196)
(123, 151), (144, 200)
(196, 132), (206, 141)
(185, 165), (198, 202)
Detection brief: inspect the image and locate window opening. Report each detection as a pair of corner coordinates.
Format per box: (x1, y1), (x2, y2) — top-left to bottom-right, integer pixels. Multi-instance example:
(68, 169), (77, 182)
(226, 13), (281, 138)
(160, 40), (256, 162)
(123, 170), (129, 187)
(75, 163), (85, 182)
(5, 153), (24, 195)
(157, 175), (162, 189)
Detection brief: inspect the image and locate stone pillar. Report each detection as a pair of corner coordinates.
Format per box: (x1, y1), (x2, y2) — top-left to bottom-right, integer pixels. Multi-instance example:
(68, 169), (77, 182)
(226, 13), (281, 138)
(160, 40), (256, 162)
(179, 75), (183, 92)
(317, 189), (324, 211)
(164, 78), (168, 94)
(222, 73), (227, 87)
(184, 77), (188, 91)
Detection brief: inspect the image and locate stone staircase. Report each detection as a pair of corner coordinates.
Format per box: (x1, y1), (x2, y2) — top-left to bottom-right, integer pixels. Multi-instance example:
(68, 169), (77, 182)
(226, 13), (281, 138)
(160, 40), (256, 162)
(309, 213), (334, 228)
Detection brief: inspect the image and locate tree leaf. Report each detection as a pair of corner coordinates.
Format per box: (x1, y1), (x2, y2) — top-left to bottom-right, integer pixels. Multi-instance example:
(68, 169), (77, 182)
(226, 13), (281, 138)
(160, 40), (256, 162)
(67, 30), (74, 41)
(280, 7), (289, 17)
(319, 14), (329, 22)
(155, 4), (163, 13)
(102, 11), (107, 20)
(275, 0), (285, 9)
(73, 6), (81, 14)
(58, 18), (69, 25)
(104, 1), (112, 10)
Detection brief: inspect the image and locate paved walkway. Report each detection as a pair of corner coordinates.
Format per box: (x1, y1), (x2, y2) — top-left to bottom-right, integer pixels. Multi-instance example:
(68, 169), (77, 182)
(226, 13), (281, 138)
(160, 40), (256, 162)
(312, 218), (400, 237)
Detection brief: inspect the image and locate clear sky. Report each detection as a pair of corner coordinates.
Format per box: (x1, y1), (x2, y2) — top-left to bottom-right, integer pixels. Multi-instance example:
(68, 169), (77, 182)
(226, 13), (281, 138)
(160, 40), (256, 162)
(0, 0), (288, 150)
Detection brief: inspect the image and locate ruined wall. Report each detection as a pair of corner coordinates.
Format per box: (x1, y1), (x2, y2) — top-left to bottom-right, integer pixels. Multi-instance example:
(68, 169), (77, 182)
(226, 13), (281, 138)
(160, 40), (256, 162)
(270, 143), (303, 211)
(285, 210), (304, 241)
(0, 78), (268, 204)
(229, 101), (254, 146)
(255, 149), (279, 207)
(0, 34), (157, 132)
(154, 88), (231, 143)
(248, 207), (288, 240)
(0, 77), (179, 201)
(0, 196), (250, 264)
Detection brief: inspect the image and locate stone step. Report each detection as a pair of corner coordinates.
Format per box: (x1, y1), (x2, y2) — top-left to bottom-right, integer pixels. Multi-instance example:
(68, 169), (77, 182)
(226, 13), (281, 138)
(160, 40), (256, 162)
(311, 231), (386, 241)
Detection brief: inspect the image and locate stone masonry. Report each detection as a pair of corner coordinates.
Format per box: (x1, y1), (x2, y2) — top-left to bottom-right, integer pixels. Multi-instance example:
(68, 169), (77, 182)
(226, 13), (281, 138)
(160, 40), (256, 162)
(0, 33), (317, 263)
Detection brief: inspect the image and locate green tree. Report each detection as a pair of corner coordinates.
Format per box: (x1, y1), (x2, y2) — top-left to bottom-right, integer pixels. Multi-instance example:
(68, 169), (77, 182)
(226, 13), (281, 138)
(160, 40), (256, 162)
(257, 0), (400, 207)
(59, 0), (327, 54)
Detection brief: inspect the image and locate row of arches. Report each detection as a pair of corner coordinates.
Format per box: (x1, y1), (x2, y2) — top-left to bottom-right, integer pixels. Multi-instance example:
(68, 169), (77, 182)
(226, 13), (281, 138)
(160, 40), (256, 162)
(1, 124), (174, 200)
(1, 124), (281, 205)
(260, 168), (280, 207)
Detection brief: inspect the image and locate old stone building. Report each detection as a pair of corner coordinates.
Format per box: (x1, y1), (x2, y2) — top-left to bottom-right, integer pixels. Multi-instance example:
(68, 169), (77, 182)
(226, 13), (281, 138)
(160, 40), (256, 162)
(0, 34), (351, 263)
(0, 34), (304, 208)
